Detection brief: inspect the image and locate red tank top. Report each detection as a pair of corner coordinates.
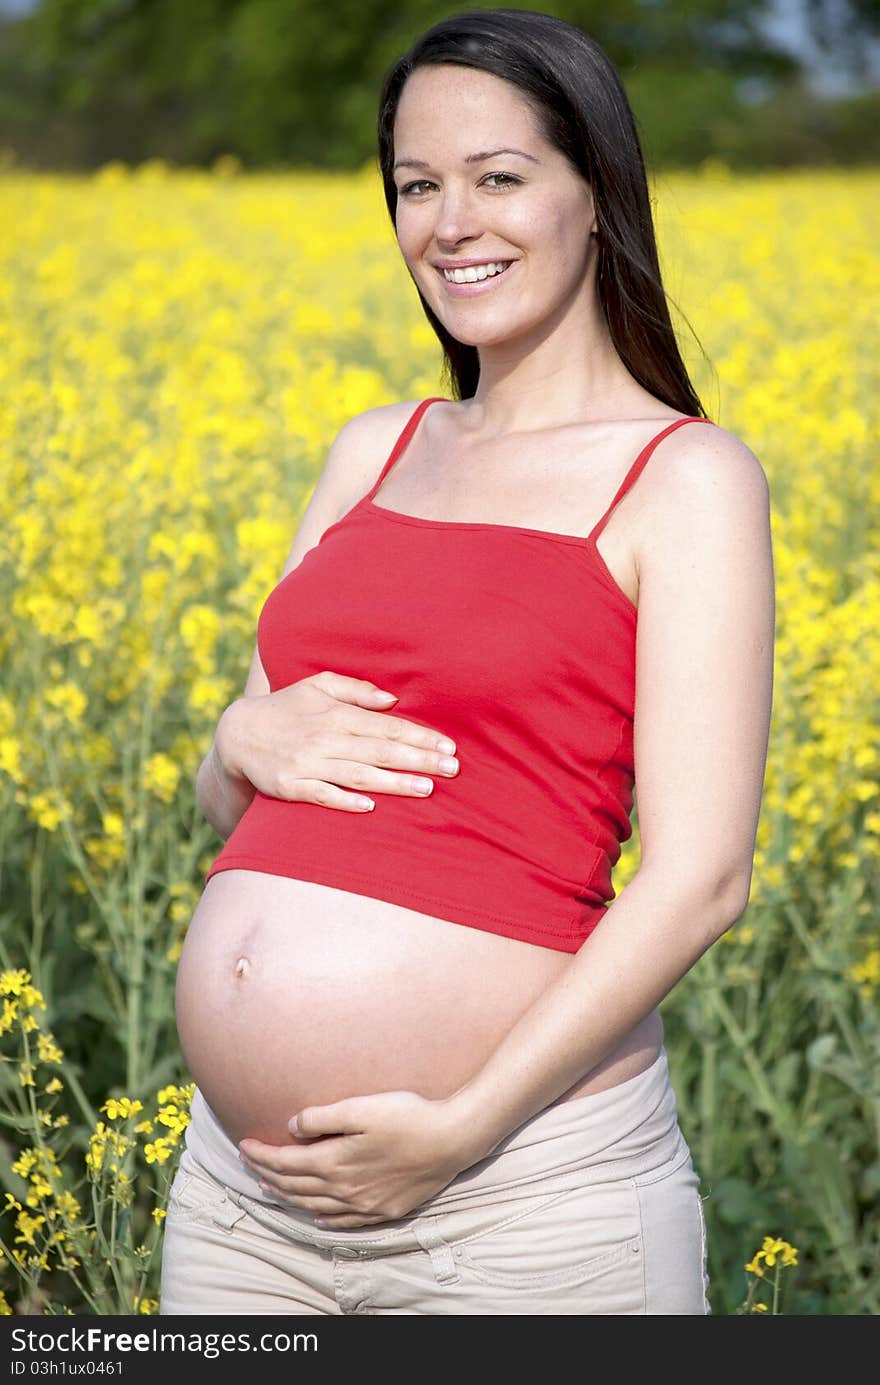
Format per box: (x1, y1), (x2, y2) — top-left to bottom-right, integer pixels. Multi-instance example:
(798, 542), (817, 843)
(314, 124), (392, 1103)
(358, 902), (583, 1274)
(205, 398), (715, 952)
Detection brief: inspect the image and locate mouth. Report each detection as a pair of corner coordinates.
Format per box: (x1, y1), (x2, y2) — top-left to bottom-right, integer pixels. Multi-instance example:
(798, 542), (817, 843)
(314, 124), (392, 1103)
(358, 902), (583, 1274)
(434, 259), (517, 296)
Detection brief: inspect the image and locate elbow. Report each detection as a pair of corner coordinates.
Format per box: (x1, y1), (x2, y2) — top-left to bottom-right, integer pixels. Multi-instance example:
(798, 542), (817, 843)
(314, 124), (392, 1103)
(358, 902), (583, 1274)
(715, 868), (753, 931)
(636, 857), (754, 943)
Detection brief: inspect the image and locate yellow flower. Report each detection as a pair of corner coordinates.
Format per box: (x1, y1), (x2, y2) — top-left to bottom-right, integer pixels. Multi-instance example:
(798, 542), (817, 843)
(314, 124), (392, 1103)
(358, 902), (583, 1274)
(55, 1190), (82, 1220)
(14, 1211), (46, 1246)
(11, 1150), (38, 1179)
(0, 969), (29, 997)
(101, 811), (125, 840)
(761, 1236), (787, 1266)
(152, 1207), (167, 1225)
(748, 1235), (799, 1274)
(26, 1177), (53, 1206)
(143, 751), (181, 803)
(144, 1137), (174, 1165)
(27, 791), (64, 832)
(0, 1290), (12, 1315)
(849, 948), (879, 993)
(101, 1096), (144, 1121)
(157, 1102), (190, 1136)
(0, 735), (24, 784)
(37, 1032), (64, 1064)
(86, 1122), (109, 1173)
(45, 681), (88, 726)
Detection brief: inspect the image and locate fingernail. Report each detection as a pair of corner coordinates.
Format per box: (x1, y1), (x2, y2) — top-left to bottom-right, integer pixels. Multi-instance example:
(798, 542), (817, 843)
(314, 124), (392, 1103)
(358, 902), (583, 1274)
(439, 739), (456, 754)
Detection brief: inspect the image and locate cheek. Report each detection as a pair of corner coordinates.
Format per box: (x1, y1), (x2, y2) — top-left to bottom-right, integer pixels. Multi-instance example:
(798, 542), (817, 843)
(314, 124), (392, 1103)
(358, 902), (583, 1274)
(395, 199), (432, 239)
(538, 208), (592, 284)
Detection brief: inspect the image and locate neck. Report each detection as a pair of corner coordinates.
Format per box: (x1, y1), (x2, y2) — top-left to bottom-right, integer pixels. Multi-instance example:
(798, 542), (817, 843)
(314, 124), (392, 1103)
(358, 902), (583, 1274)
(459, 283), (643, 438)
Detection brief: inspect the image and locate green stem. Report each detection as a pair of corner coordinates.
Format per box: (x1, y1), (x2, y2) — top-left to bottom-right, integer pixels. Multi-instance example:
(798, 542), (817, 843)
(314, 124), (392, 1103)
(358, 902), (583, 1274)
(706, 988), (795, 1141)
(17, 1039), (103, 1314)
(54, 1060), (97, 1132)
(89, 1169), (127, 1313)
(28, 835), (47, 988)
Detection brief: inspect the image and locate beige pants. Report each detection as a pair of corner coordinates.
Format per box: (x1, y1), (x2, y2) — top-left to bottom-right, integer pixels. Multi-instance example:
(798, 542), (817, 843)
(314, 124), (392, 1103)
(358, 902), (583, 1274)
(159, 1045), (710, 1315)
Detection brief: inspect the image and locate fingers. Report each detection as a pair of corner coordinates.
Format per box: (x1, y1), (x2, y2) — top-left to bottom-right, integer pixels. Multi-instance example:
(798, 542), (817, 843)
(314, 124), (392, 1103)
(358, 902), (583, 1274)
(343, 704), (457, 759)
(261, 1186), (366, 1216)
(320, 737), (459, 799)
(238, 1141), (316, 1175)
(267, 674), (460, 809)
(256, 1175), (339, 1200)
(317, 761), (435, 800)
(311, 671), (400, 710)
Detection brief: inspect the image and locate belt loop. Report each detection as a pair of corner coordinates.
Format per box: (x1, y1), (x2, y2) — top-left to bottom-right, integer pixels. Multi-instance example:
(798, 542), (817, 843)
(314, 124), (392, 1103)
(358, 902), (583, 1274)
(413, 1223), (460, 1284)
(212, 1190), (248, 1233)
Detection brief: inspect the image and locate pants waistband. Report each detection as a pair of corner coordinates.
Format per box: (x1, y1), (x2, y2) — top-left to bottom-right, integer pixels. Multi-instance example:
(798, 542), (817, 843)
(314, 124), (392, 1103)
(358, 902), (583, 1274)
(181, 1045), (682, 1250)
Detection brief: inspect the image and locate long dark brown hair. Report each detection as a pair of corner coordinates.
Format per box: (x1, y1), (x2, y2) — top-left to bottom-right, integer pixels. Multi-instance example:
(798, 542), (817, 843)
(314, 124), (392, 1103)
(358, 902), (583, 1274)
(377, 7), (711, 416)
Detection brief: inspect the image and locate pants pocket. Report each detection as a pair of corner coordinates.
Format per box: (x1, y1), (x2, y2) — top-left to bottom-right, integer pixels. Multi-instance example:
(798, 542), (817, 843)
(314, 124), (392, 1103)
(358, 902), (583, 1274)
(166, 1147), (233, 1226)
(433, 1179), (645, 1313)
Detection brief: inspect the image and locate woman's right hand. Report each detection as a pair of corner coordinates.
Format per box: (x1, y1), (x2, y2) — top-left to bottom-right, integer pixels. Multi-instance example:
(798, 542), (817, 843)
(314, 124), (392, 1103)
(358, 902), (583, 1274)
(214, 670), (460, 812)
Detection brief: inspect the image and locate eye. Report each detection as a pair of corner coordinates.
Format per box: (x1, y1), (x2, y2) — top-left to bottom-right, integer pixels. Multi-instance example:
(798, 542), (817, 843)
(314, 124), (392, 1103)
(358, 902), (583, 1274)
(398, 172), (523, 197)
(399, 180), (435, 197)
(482, 173), (521, 190)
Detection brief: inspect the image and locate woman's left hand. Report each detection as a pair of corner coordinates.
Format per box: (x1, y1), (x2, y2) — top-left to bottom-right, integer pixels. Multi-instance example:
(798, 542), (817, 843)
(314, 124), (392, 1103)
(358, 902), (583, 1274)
(238, 1089), (480, 1228)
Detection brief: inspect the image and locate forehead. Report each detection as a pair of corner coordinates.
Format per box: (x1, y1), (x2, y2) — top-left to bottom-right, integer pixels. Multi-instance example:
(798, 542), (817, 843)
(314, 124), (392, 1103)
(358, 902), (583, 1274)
(394, 64), (542, 149)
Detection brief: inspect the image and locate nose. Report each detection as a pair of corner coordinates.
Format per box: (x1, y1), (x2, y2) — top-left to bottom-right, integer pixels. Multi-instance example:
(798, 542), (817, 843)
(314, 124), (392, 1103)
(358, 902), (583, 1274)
(431, 186), (483, 249)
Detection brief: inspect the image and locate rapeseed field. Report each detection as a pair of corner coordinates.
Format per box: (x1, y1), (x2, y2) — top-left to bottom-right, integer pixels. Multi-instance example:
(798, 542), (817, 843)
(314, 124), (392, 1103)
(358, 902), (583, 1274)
(0, 160), (877, 1314)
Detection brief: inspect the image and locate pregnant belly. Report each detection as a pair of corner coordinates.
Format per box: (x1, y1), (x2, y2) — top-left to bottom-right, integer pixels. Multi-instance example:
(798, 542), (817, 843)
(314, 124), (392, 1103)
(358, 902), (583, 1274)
(174, 869), (663, 1146)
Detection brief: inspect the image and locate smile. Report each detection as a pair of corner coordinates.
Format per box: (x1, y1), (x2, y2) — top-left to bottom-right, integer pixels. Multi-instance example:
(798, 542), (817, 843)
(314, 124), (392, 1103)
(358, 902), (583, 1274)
(435, 260), (517, 296)
(442, 260), (512, 282)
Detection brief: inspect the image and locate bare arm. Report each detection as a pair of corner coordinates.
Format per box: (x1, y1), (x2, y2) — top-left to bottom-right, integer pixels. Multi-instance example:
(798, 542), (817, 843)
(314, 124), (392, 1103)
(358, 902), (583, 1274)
(196, 402), (421, 840)
(449, 426), (776, 1160)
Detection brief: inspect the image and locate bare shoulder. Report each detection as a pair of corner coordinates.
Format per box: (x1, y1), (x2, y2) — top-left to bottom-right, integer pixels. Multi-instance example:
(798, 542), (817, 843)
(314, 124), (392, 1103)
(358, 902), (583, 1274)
(336, 398), (424, 448)
(662, 419), (769, 498)
(327, 399), (425, 502)
(636, 420), (770, 559)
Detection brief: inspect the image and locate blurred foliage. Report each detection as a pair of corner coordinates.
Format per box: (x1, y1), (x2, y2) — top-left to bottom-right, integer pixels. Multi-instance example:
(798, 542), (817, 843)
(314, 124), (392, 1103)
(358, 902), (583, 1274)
(0, 0), (877, 170)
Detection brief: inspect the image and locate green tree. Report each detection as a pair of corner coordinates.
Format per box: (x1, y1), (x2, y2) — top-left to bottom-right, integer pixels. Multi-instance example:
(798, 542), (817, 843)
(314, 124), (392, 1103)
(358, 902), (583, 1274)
(0, 0), (877, 168)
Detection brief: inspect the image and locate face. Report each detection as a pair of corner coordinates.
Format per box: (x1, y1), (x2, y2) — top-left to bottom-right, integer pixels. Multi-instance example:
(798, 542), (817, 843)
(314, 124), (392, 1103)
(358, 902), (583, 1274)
(391, 63), (598, 348)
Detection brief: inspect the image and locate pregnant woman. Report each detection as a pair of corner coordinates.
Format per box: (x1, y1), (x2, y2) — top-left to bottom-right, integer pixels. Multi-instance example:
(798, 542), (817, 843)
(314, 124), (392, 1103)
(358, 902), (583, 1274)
(160, 9), (774, 1316)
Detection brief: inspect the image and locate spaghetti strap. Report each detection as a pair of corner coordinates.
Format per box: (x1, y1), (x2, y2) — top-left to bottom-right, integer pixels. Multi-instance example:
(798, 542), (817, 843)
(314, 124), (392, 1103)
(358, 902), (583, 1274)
(587, 416), (716, 544)
(365, 398), (447, 501)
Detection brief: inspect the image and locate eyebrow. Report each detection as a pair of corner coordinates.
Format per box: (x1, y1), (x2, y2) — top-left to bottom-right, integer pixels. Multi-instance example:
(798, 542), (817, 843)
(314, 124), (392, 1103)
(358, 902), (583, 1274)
(392, 147), (541, 174)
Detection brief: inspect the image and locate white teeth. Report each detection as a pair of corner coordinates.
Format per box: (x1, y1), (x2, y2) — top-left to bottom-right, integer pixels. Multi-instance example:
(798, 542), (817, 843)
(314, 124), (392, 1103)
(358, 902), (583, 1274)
(442, 261), (511, 283)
